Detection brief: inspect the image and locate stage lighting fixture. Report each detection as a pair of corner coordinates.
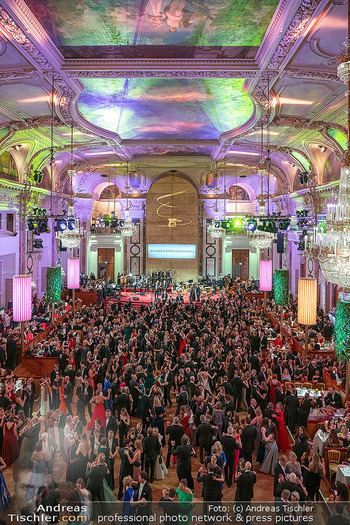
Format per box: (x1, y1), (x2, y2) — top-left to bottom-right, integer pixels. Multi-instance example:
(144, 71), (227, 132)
(67, 219), (76, 231)
(28, 220), (34, 231)
(234, 219), (241, 227)
(247, 220), (257, 231)
(57, 219), (67, 232)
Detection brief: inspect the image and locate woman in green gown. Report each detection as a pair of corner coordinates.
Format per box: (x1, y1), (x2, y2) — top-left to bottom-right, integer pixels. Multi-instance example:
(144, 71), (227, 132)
(98, 437), (113, 489)
(175, 479), (194, 525)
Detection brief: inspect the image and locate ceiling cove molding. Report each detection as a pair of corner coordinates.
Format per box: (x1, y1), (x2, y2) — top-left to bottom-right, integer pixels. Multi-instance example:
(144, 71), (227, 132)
(0, 1), (63, 70)
(64, 69), (258, 79)
(266, 0), (330, 71)
(273, 114), (347, 135)
(284, 68), (341, 82)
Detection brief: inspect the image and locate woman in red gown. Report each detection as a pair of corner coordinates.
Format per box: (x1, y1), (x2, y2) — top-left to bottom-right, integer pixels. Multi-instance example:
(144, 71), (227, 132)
(2, 416), (19, 466)
(274, 402), (290, 452)
(87, 389), (110, 430)
(179, 406), (191, 438)
(269, 375), (280, 404)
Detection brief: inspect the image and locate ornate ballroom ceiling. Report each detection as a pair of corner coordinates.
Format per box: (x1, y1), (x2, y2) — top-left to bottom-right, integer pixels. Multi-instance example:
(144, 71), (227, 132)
(0, 0), (348, 203)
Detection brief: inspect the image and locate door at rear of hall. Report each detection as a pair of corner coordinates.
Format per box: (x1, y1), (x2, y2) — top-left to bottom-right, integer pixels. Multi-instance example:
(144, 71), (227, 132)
(98, 248), (114, 280)
(232, 250), (249, 280)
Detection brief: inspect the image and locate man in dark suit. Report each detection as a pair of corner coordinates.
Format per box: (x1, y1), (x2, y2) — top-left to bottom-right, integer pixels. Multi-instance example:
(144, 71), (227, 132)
(86, 456), (108, 508)
(232, 371), (243, 412)
(105, 408), (118, 435)
(273, 456), (287, 496)
(40, 482), (60, 523)
(165, 417), (184, 468)
(325, 387), (343, 409)
(115, 387), (131, 417)
(161, 366), (173, 408)
(176, 386), (188, 416)
(284, 389), (299, 433)
(158, 488), (181, 519)
(107, 429), (118, 488)
(83, 378), (93, 418)
(197, 464), (223, 515)
(250, 330), (261, 354)
(241, 418), (257, 464)
(197, 414), (215, 464)
(142, 427), (161, 483)
(135, 471), (152, 519)
(63, 376), (73, 415)
(248, 398), (258, 420)
(235, 462), (256, 523)
(221, 426), (236, 487)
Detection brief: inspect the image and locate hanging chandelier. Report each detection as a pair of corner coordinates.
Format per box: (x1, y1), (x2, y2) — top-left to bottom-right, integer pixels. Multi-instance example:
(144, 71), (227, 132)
(307, 35), (350, 290)
(56, 123), (84, 249)
(120, 162), (135, 238)
(248, 117), (274, 250)
(208, 182), (225, 239)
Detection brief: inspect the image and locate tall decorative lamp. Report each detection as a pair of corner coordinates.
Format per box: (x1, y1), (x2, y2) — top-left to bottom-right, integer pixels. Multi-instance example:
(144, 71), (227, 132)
(46, 267), (62, 323)
(67, 258), (80, 312)
(13, 274), (32, 363)
(298, 278), (317, 357)
(274, 269), (290, 327)
(259, 260), (272, 310)
(335, 299), (350, 399)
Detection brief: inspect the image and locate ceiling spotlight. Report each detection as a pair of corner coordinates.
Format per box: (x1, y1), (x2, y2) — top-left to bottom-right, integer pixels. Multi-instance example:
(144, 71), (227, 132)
(14, 144), (22, 151)
(57, 219), (67, 232)
(318, 145), (326, 153)
(27, 220), (34, 231)
(247, 220), (257, 231)
(68, 219), (76, 231)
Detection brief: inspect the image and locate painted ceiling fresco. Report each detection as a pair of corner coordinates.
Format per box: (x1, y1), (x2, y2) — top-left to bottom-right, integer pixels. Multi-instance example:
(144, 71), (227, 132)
(24, 0), (279, 46)
(78, 78), (254, 139)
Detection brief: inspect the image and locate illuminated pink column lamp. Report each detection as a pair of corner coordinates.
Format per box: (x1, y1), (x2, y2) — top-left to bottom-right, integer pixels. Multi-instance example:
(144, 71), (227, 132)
(298, 278), (317, 357)
(13, 274), (32, 363)
(67, 258), (80, 311)
(259, 260), (272, 310)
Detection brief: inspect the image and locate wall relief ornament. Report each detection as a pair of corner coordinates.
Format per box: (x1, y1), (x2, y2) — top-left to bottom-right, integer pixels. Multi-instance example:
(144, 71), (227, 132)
(267, 0), (324, 70)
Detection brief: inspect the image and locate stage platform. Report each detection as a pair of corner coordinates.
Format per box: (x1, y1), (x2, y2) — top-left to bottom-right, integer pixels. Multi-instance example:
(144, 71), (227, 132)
(104, 290), (221, 309)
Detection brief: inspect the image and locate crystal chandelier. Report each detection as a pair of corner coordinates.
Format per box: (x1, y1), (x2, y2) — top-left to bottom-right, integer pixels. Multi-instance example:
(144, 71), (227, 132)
(208, 211), (225, 239)
(248, 116), (274, 250)
(56, 204), (85, 248)
(120, 162), (135, 238)
(308, 39), (350, 290)
(56, 124), (84, 249)
(248, 229), (275, 249)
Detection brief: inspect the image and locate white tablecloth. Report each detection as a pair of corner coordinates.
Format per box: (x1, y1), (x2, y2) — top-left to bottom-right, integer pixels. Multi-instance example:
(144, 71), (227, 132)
(296, 388), (323, 398)
(336, 465), (350, 486)
(313, 429), (328, 456)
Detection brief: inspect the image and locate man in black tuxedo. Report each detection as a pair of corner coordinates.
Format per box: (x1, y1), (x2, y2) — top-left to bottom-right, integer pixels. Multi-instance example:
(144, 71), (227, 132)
(73, 415), (83, 436)
(40, 482), (60, 523)
(197, 414), (215, 464)
(273, 455), (287, 496)
(161, 366), (173, 408)
(63, 376), (73, 415)
(86, 456), (108, 508)
(235, 461), (256, 502)
(284, 389), (299, 433)
(158, 488), (181, 519)
(142, 427), (161, 483)
(135, 471), (152, 519)
(241, 417), (257, 464)
(248, 398), (258, 420)
(105, 408), (118, 435)
(232, 371), (243, 412)
(197, 464), (223, 515)
(115, 387), (131, 417)
(56, 410), (66, 454)
(83, 378), (93, 418)
(325, 387), (343, 409)
(176, 386), (188, 416)
(165, 417), (184, 468)
(250, 330), (261, 354)
(107, 429), (118, 489)
(221, 426), (236, 487)
(235, 462), (256, 523)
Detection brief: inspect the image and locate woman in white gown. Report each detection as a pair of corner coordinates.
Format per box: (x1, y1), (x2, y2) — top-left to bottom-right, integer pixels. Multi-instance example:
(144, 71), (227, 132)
(40, 375), (51, 416)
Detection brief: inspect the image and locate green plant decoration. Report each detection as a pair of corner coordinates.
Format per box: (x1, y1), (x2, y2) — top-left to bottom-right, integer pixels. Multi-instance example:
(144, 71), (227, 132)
(335, 300), (350, 361)
(274, 269), (290, 306)
(46, 267), (62, 304)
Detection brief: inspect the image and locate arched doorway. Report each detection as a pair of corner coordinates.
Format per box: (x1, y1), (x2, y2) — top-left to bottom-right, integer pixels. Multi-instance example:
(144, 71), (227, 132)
(146, 172), (199, 282)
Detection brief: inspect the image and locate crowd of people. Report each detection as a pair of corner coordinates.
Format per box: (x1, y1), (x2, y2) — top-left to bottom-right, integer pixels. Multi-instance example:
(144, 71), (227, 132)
(0, 276), (347, 523)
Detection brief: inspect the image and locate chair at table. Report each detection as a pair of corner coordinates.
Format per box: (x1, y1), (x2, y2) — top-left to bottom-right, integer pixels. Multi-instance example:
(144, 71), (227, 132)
(316, 382), (325, 391)
(327, 449), (341, 481)
(303, 382), (313, 390)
